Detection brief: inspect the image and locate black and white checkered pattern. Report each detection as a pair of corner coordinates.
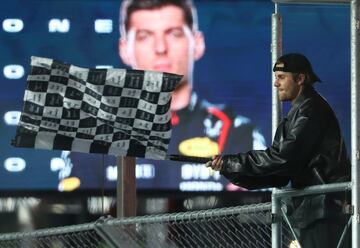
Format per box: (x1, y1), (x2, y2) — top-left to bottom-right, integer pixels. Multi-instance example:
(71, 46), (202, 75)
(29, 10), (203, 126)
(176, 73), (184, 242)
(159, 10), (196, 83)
(13, 56), (182, 160)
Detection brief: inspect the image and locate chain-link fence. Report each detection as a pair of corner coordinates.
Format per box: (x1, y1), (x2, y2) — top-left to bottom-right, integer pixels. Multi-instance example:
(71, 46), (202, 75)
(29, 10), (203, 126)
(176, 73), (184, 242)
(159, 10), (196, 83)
(0, 224), (105, 248)
(271, 182), (352, 248)
(0, 202), (294, 248)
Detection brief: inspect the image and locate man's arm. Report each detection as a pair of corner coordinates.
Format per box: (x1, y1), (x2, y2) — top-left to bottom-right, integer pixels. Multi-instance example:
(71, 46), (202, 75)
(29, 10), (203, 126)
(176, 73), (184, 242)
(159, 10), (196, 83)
(207, 102), (324, 187)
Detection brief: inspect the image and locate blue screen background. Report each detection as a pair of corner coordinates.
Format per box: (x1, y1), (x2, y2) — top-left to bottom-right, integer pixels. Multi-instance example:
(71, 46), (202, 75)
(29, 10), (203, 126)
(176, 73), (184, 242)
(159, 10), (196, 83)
(0, 0), (351, 191)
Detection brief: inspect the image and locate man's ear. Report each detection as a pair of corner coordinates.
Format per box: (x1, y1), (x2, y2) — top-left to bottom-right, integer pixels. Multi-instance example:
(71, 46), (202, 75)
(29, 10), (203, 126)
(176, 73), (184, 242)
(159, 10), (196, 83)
(119, 38), (132, 66)
(193, 31), (205, 61)
(297, 73), (306, 85)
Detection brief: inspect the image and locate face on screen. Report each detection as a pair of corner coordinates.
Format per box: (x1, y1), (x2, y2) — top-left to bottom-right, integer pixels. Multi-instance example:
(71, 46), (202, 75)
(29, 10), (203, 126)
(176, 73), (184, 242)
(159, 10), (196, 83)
(119, 5), (204, 83)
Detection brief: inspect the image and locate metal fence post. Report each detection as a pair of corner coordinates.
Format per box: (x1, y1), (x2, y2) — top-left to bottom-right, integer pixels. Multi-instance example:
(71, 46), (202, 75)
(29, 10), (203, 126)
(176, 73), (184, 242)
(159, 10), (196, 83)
(271, 6), (283, 247)
(351, 0), (360, 247)
(271, 4), (283, 139)
(272, 190), (282, 248)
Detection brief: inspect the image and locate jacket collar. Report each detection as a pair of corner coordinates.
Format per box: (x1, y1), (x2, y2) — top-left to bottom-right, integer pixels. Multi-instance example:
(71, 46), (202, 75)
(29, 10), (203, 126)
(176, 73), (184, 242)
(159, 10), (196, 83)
(287, 85), (316, 118)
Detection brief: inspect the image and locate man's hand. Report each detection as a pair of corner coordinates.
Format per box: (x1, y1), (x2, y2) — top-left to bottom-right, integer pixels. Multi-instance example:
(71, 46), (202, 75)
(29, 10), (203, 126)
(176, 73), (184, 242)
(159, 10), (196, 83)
(206, 155), (224, 171)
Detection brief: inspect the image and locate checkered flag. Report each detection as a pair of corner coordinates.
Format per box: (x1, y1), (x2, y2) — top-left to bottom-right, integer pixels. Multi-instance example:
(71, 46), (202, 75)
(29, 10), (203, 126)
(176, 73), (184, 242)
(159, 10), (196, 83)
(12, 56), (182, 160)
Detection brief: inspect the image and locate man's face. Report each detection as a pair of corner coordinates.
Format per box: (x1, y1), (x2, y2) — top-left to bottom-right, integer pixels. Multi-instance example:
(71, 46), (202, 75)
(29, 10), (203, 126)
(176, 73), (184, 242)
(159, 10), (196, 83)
(120, 5), (203, 82)
(274, 71), (303, 102)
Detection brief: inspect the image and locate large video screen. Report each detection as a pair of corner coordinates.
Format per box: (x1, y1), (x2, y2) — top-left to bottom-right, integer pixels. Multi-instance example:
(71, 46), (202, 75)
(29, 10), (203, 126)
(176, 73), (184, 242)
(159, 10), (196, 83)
(0, 0), (350, 193)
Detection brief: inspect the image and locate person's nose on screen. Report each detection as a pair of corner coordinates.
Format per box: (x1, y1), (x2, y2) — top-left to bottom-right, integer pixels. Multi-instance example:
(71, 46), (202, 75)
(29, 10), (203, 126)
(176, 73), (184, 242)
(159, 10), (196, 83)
(154, 35), (167, 54)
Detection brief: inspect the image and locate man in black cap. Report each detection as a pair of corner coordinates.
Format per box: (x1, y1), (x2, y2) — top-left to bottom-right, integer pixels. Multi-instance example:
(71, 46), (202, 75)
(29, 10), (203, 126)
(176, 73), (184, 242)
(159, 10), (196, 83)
(206, 53), (351, 247)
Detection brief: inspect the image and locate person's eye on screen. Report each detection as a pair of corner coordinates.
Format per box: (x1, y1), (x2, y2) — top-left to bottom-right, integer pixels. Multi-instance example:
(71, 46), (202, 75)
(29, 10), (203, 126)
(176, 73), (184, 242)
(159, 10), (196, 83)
(167, 28), (185, 38)
(136, 30), (151, 41)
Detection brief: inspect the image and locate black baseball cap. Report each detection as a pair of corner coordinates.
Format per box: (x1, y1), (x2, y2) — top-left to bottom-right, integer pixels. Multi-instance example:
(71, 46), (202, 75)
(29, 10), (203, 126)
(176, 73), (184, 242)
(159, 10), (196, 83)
(273, 53), (321, 83)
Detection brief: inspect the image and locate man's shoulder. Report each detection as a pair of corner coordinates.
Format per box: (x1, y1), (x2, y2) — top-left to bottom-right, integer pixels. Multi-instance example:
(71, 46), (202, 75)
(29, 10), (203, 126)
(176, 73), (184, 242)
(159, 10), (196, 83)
(297, 89), (333, 118)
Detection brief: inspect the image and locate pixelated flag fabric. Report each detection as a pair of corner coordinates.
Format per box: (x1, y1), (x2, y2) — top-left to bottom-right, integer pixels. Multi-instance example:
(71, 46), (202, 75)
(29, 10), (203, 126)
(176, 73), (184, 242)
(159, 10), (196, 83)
(12, 56), (182, 159)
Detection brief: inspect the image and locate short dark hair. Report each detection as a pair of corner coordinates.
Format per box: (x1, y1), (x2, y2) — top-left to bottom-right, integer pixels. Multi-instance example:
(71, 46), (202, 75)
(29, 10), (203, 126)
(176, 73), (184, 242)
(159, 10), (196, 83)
(120, 0), (198, 37)
(292, 72), (315, 86)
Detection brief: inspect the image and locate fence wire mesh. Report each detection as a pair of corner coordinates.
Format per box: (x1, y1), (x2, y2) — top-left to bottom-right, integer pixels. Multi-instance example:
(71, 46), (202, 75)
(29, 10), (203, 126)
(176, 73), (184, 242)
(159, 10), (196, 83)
(0, 202), (293, 248)
(0, 223), (105, 248)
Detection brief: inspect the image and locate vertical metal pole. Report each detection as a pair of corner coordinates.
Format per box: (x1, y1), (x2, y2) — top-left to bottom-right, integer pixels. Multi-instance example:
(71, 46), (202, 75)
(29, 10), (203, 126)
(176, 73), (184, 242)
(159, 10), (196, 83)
(272, 191), (282, 248)
(116, 156), (136, 218)
(351, 0), (360, 247)
(271, 4), (283, 139)
(271, 5), (283, 247)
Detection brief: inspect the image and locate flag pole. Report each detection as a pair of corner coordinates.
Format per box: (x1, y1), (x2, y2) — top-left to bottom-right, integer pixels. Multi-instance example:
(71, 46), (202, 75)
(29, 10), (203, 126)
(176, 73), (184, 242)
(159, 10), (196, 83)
(116, 156), (136, 218)
(167, 154), (211, 164)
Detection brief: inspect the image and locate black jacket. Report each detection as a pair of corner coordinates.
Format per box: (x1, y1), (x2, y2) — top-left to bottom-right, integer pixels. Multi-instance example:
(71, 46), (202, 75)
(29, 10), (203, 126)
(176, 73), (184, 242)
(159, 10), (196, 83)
(220, 85), (350, 227)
